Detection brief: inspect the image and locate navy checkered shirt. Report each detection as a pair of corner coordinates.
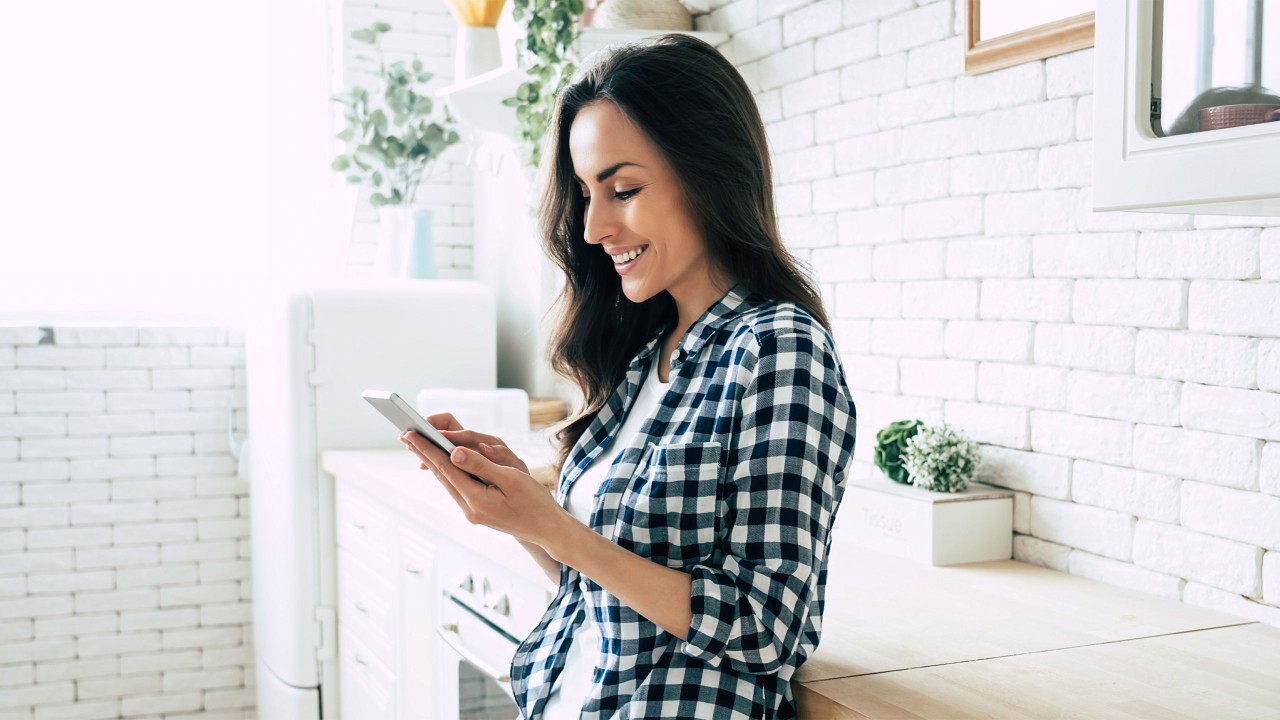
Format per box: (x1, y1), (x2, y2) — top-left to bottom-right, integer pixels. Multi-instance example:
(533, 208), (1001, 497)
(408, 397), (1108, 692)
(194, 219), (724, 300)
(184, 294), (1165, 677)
(510, 283), (857, 719)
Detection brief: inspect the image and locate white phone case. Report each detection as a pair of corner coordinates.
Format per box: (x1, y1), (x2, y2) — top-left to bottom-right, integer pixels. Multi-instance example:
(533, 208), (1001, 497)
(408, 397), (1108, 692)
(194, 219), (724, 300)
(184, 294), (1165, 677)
(362, 389), (457, 454)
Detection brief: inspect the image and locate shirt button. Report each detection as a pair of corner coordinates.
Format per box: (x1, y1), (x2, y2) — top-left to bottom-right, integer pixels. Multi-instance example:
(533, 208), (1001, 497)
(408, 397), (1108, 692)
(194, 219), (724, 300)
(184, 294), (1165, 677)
(579, 579), (588, 593)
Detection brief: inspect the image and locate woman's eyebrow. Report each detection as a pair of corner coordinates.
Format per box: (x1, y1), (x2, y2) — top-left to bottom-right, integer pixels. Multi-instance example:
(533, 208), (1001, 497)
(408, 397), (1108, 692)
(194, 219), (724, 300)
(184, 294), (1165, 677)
(574, 161), (644, 185)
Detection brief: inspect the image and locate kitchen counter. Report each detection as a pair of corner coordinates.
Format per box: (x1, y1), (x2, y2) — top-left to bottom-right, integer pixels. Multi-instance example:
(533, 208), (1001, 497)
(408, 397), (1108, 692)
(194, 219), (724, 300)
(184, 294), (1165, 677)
(323, 450), (1280, 719)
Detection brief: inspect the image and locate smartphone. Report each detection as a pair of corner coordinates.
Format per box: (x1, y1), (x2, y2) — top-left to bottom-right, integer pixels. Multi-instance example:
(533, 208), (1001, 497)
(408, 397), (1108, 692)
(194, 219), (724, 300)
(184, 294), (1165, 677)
(363, 390), (492, 485)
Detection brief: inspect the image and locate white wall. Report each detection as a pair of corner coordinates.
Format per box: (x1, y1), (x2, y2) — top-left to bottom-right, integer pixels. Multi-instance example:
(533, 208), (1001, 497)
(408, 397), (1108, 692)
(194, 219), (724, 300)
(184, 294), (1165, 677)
(0, 325), (254, 720)
(697, 0), (1280, 625)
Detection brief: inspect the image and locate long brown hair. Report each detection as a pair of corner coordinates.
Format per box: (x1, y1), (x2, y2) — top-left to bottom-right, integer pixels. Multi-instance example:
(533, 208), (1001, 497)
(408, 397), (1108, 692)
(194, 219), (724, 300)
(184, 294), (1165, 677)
(539, 33), (829, 470)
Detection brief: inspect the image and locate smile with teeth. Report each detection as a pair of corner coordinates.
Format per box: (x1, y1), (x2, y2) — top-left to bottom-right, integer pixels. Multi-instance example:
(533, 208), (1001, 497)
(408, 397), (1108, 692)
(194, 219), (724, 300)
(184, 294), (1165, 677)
(611, 246), (648, 264)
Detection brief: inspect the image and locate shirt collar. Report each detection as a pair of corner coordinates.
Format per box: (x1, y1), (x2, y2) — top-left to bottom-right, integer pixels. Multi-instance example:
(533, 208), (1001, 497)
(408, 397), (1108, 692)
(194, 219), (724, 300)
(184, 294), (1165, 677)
(632, 282), (762, 371)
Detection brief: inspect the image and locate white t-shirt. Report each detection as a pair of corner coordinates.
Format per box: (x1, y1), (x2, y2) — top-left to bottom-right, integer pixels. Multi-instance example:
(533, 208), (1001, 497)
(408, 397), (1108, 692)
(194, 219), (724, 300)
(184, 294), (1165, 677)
(540, 351), (670, 719)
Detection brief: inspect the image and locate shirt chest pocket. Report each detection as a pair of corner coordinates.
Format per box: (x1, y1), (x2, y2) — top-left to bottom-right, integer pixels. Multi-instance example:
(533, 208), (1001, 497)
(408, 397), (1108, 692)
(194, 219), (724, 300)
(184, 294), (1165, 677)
(613, 441), (723, 569)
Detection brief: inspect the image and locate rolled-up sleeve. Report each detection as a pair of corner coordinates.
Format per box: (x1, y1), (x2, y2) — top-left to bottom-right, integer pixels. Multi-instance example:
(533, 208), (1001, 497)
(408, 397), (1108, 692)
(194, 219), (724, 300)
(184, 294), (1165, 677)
(680, 329), (856, 678)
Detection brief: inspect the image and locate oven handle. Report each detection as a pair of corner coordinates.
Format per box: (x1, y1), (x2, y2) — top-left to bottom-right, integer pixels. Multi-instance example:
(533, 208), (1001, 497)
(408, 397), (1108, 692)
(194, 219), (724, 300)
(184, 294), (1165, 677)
(436, 622), (513, 686)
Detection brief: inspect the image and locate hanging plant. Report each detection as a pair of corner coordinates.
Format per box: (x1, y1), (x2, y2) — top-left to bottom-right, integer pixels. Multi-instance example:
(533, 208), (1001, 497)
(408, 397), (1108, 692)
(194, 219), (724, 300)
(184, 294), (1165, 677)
(503, 0), (584, 168)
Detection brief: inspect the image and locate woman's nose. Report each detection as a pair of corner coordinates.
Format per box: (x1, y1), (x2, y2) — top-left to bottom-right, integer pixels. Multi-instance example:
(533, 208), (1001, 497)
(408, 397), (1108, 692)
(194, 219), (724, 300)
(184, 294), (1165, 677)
(583, 201), (613, 245)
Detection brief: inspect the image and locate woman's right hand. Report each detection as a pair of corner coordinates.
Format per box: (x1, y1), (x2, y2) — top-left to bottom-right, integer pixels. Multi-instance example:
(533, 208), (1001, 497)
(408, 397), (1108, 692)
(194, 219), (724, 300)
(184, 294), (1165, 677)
(423, 412), (531, 475)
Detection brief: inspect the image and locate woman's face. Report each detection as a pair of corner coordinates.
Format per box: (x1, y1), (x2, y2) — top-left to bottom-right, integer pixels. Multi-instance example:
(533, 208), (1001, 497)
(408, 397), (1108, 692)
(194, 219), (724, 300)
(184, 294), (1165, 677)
(569, 100), (714, 306)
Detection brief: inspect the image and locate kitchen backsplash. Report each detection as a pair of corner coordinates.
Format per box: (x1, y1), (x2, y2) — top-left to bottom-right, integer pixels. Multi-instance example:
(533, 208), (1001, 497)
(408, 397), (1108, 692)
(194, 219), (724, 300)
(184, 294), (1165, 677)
(0, 325), (254, 720)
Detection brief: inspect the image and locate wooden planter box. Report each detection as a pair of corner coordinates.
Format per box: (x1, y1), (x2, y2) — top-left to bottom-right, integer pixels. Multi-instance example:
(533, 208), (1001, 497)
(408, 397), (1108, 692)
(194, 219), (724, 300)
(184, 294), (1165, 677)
(841, 475), (1013, 566)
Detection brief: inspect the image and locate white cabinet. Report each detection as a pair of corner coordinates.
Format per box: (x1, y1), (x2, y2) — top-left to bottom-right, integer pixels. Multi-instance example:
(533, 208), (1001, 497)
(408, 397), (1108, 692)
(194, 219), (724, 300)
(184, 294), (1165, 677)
(334, 473), (547, 720)
(398, 525), (440, 719)
(1094, 0), (1280, 215)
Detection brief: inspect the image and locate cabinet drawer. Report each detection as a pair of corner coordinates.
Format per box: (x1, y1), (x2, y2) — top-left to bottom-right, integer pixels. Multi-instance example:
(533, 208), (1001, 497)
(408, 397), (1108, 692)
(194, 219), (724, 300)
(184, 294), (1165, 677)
(338, 547), (398, 668)
(338, 627), (396, 720)
(336, 483), (397, 569)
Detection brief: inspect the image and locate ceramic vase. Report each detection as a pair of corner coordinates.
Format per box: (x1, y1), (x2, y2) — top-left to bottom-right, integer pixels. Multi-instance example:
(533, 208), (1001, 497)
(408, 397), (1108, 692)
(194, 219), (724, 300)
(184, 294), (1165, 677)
(455, 26), (502, 81)
(375, 206), (438, 279)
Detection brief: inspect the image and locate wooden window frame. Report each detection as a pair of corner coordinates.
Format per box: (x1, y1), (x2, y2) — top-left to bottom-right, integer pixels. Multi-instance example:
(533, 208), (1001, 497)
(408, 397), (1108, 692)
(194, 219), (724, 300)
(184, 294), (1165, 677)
(964, 0), (1096, 76)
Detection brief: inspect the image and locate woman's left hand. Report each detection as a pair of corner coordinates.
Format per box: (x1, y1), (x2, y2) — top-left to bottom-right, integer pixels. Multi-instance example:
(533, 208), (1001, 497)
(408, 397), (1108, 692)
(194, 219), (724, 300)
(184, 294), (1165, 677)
(400, 430), (570, 548)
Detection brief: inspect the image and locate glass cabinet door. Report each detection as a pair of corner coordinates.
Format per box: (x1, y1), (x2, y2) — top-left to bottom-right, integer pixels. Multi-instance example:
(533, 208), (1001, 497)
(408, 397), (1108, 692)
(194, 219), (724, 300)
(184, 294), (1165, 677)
(1153, 0), (1280, 136)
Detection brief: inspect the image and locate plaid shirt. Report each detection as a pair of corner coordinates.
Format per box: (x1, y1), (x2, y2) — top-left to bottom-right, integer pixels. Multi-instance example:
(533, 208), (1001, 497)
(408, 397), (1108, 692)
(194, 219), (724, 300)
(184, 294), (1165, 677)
(510, 283), (858, 719)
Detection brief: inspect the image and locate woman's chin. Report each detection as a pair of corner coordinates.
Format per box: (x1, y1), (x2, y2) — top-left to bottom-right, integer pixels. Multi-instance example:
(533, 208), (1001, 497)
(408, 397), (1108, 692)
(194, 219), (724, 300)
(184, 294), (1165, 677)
(619, 278), (655, 305)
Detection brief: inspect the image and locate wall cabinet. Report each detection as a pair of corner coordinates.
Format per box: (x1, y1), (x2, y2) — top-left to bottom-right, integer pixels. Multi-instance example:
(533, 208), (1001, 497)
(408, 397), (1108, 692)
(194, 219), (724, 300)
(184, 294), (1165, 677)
(1094, 0), (1280, 215)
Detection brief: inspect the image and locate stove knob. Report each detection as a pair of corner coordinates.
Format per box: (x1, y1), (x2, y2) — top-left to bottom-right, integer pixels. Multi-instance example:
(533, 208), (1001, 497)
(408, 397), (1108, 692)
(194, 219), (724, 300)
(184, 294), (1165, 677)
(457, 573), (474, 593)
(485, 592), (510, 616)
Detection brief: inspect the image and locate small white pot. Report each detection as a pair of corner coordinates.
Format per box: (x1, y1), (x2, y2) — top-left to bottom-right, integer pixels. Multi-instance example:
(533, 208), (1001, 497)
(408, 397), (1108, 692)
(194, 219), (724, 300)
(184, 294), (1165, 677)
(455, 26), (502, 81)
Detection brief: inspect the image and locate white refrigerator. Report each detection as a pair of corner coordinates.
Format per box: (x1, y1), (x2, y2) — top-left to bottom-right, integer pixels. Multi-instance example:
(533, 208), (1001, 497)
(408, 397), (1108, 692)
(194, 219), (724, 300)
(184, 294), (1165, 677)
(243, 280), (497, 720)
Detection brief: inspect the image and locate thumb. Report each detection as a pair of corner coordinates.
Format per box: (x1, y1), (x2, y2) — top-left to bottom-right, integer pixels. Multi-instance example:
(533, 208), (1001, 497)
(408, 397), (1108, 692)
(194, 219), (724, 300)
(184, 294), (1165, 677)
(451, 446), (506, 486)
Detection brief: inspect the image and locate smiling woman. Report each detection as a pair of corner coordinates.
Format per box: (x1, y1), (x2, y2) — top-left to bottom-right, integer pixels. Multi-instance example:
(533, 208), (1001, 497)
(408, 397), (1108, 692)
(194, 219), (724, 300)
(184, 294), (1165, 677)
(407, 33), (857, 720)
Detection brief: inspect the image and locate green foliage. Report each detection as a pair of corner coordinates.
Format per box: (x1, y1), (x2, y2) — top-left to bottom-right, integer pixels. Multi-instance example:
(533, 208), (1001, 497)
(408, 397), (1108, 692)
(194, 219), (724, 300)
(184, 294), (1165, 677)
(903, 423), (981, 494)
(502, 0), (584, 168)
(873, 419), (924, 485)
(330, 23), (460, 207)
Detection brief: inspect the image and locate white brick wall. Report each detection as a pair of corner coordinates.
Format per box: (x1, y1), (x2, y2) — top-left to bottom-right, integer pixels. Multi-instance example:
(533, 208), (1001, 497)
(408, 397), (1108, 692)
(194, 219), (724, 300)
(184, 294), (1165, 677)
(697, 0), (1280, 627)
(0, 324), (253, 719)
(342, 0), (474, 280)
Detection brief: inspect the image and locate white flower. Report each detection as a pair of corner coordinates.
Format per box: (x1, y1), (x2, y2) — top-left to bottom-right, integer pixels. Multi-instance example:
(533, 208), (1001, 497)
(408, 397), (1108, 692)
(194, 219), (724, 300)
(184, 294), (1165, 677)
(902, 422), (981, 493)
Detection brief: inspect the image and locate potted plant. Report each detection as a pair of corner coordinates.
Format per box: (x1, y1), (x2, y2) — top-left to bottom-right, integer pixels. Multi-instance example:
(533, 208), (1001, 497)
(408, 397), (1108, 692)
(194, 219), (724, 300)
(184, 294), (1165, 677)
(330, 22), (461, 278)
(875, 419), (981, 493)
(853, 419), (1008, 565)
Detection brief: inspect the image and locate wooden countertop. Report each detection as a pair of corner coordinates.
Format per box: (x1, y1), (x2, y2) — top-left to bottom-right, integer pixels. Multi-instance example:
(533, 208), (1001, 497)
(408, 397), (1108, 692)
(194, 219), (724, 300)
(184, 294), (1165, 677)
(323, 450), (1280, 718)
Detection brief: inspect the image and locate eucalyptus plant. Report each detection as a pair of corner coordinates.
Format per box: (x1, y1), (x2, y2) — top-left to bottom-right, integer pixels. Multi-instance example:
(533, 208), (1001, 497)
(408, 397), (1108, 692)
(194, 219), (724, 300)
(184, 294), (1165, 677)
(504, 0), (584, 168)
(330, 22), (460, 207)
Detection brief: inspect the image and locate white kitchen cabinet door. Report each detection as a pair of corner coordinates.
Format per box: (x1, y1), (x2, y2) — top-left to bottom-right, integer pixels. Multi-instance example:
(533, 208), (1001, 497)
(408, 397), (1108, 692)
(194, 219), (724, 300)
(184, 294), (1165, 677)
(1094, 0), (1280, 215)
(339, 628), (398, 720)
(399, 523), (441, 720)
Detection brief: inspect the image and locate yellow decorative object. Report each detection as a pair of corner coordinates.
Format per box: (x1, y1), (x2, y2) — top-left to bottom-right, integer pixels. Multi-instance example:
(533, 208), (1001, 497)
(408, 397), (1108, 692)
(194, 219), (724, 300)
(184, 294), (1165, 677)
(443, 0), (507, 27)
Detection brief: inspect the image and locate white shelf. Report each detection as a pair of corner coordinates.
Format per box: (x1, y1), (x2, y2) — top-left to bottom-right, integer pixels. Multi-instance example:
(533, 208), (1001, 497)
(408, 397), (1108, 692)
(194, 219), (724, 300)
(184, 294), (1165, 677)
(438, 27), (729, 138)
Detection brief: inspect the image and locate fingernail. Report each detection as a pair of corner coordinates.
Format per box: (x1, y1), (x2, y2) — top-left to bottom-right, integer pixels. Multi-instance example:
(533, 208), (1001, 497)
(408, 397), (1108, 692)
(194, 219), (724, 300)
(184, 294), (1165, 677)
(451, 447), (466, 464)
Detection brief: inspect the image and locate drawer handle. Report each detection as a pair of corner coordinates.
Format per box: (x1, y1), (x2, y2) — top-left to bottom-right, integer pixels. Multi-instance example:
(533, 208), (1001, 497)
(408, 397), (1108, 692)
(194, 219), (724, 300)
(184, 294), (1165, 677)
(354, 654), (368, 667)
(354, 601), (368, 614)
(351, 520), (367, 531)
(405, 566), (422, 576)
(436, 623), (511, 686)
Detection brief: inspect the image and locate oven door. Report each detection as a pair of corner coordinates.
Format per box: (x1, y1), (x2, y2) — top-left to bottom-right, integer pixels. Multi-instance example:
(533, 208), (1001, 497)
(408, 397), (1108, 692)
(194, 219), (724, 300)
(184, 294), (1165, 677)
(437, 592), (522, 720)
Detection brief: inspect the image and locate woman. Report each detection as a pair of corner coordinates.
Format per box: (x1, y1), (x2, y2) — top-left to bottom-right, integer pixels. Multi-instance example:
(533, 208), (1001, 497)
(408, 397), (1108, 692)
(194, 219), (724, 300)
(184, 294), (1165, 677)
(401, 34), (857, 720)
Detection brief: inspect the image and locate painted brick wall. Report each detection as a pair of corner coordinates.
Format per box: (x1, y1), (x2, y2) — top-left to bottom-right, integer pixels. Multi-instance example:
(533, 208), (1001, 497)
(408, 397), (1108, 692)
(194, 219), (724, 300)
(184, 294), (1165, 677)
(0, 326), (253, 720)
(698, 0), (1280, 625)
(341, 0), (475, 279)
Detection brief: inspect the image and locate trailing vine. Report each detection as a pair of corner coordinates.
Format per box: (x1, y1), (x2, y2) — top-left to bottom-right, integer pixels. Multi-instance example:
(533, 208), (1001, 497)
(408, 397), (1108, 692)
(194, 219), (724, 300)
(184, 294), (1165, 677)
(503, 0), (584, 168)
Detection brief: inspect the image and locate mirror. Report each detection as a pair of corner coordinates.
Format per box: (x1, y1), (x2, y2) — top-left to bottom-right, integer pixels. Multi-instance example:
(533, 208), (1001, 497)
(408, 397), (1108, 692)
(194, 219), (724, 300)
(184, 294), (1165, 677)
(965, 0), (1095, 75)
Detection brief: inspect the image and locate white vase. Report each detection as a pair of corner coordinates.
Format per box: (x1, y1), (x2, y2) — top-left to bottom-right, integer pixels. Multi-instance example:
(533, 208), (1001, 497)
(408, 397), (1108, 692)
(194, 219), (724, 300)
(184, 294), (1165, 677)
(455, 26), (502, 81)
(375, 206), (436, 279)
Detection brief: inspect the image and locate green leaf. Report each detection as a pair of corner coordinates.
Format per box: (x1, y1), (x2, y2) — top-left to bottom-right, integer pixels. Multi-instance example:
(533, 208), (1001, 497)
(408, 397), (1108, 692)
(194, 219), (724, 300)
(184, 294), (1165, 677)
(331, 156), (351, 171)
(351, 28), (377, 44)
(372, 21), (391, 33)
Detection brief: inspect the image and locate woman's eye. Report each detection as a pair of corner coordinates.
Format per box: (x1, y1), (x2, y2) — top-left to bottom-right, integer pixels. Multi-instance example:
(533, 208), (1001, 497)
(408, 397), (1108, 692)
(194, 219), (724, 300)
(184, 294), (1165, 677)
(614, 188), (640, 201)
